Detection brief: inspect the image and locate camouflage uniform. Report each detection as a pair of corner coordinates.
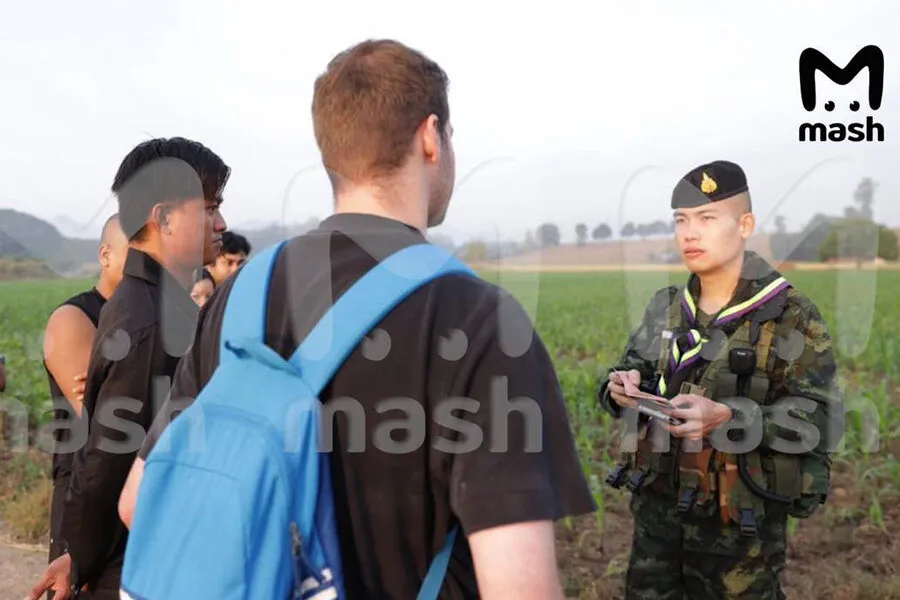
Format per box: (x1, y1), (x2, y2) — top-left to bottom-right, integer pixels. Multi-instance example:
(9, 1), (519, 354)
(598, 251), (843, 600)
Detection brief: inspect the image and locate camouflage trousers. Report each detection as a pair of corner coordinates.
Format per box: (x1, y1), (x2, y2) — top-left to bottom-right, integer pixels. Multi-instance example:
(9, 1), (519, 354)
(624, 489), (788, 600)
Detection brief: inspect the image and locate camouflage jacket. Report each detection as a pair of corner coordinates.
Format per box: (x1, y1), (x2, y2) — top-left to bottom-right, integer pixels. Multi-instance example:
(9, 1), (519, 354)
(597, 282), (844, 460)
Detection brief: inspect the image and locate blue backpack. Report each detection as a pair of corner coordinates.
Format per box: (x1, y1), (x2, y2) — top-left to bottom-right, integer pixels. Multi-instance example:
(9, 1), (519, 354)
(121, 240), (475, 600)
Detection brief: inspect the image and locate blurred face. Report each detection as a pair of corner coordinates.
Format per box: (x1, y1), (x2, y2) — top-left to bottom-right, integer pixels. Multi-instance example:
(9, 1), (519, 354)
(158, 197), (227, 272)
(208, 251), (247, 285)
(673, 198), (754, 275)
(425, 118), (456, 228)
(189, 278), (215, 307)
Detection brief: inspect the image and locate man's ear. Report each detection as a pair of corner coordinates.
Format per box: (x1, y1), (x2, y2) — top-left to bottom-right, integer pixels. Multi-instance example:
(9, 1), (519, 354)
(150, 203), (170, 234)
(420, 114), (441, 165)
(98, 244), (110, 268)
(739, 212), (756, 239)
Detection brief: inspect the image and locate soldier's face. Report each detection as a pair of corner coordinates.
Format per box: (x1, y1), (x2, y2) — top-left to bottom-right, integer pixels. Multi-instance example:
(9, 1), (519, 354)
(674, 202), (753, 274)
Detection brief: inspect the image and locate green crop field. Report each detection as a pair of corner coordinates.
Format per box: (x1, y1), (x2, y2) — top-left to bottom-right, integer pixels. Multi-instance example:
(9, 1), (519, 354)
(1, 270), (899, 598)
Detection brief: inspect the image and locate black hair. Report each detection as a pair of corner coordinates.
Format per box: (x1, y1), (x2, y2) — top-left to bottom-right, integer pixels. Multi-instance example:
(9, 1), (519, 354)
(220, 230), (251, 256)
(192, 267), (216, 288)
(111, 137), (231, 241)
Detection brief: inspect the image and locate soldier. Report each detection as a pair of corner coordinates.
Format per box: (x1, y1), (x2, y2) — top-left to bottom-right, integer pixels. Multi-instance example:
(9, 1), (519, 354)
(598, 160), (843, 600)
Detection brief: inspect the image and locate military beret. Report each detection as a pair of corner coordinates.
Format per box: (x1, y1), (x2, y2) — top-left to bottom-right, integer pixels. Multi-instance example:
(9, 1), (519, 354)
(671, 160), (749, 209)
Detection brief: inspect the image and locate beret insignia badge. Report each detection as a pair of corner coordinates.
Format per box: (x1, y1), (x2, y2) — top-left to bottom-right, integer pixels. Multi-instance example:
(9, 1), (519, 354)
(700, 172), (718, 194)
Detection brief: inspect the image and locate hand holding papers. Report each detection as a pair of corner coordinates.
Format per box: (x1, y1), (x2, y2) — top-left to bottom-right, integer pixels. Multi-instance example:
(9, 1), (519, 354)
(612, 370), (685, 426)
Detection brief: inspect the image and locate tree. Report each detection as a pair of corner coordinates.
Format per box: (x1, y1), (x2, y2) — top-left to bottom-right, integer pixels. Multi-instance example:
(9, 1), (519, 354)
(523, 230), (537, 251)
(536, 222), (561, 247)
(426, 232), (455, 253)
(771, 215), (789, 260)
(852, 177), (876, 221)
(879, 227), (900, 261)
(818, 218), (898, 267)
(787, 213), (838, 262)
(621, 222), (635, 238)
(592, 223), (612, 241)
(458, 240), (488, 263)
(575, 223), (588, 246)
(649, 220), (669, 236)
(774, 215), (786, 235)
(635, 223), (650, 239)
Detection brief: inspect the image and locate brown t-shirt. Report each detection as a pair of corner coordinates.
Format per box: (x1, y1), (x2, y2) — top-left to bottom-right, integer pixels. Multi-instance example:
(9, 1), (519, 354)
(140, 213), (596, 599)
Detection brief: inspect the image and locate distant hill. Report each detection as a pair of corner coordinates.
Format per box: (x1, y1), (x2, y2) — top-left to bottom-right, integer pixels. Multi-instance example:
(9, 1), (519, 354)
(0, 209), (99, 275)
(0, 257), (59, 280)
(0, 210), (329, 275)
(0, 211), (334, 276)
(0, 229), (32, 258)
(3, 208), (897, 278)
(49, 214), (106, 240)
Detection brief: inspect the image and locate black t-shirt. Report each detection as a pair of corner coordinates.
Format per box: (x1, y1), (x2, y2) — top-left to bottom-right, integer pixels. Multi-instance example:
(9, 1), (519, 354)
(140, 213), (596, 599)
(46, 286), (107, 481)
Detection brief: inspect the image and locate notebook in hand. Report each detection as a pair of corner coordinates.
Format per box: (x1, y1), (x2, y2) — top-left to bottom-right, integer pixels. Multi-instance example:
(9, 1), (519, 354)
(613, 370), (684, 425)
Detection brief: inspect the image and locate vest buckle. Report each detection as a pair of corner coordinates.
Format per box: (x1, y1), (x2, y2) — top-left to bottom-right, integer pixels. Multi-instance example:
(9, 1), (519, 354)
(739, 508), (757, 536)
(626, 469), (647, 492)
(605, 465), (626, 489)
(677, 486), (697, 512)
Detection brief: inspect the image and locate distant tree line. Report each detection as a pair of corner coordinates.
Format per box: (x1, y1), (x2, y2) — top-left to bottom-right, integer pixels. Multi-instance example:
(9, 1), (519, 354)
(533, 219), (676, 249)
(456, 176), (899, 265)
(771, 177), (898, 267)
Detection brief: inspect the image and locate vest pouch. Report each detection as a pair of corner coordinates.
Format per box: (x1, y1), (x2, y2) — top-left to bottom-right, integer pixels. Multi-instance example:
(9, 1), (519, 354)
(788, 454), (830, 519)
(676, 445), (717, 516)
(617, 423), (676, 495)
(760, 453), (801, 499)
(716, 451), (767, 537)
(759, 452), (829, 519)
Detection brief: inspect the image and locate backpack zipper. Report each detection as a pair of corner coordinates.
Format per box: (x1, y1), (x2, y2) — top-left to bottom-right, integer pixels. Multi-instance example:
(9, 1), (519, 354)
(291, 521), (325, 592)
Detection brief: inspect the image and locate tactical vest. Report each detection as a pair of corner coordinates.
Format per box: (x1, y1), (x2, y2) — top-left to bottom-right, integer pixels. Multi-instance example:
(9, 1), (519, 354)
(605, 284), (831, 536)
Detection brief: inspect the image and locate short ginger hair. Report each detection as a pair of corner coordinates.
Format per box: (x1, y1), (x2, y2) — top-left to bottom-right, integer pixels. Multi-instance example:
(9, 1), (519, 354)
(311, 39), (450, 190)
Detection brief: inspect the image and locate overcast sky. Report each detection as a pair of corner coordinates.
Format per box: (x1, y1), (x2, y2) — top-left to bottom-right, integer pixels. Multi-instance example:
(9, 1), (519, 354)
(1, 1), (898, 244)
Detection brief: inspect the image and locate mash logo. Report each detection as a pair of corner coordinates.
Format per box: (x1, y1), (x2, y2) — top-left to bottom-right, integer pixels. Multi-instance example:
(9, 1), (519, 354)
(798, 45), (885, 142)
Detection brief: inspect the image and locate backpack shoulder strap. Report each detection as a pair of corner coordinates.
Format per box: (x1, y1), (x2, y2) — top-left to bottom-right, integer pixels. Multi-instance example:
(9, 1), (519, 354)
(292, 242), (470, 598)
(417, 525), (459, 600)
(288, 242), (474, 395)
(219, 241), (288, 362)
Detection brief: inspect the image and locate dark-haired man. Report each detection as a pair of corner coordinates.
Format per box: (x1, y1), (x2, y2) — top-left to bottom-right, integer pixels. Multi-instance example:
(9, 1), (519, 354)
(205, 230), (250, 286)
(33, 137), (229, 600)
(30, 214), (128, 600)
(599, 160), (842, 599)
(121, 40), (595, 600)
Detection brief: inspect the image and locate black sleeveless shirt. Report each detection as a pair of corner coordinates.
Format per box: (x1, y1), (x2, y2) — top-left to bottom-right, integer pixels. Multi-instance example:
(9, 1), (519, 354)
(46, 287), (106, 481)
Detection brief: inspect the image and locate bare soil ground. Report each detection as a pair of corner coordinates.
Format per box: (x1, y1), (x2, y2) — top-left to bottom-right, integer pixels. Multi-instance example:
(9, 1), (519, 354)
(0, 528), (46, 600)
(2, 468), (897, 599)
(555, 462), (900, 600)
(1, 451), (898, 599)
